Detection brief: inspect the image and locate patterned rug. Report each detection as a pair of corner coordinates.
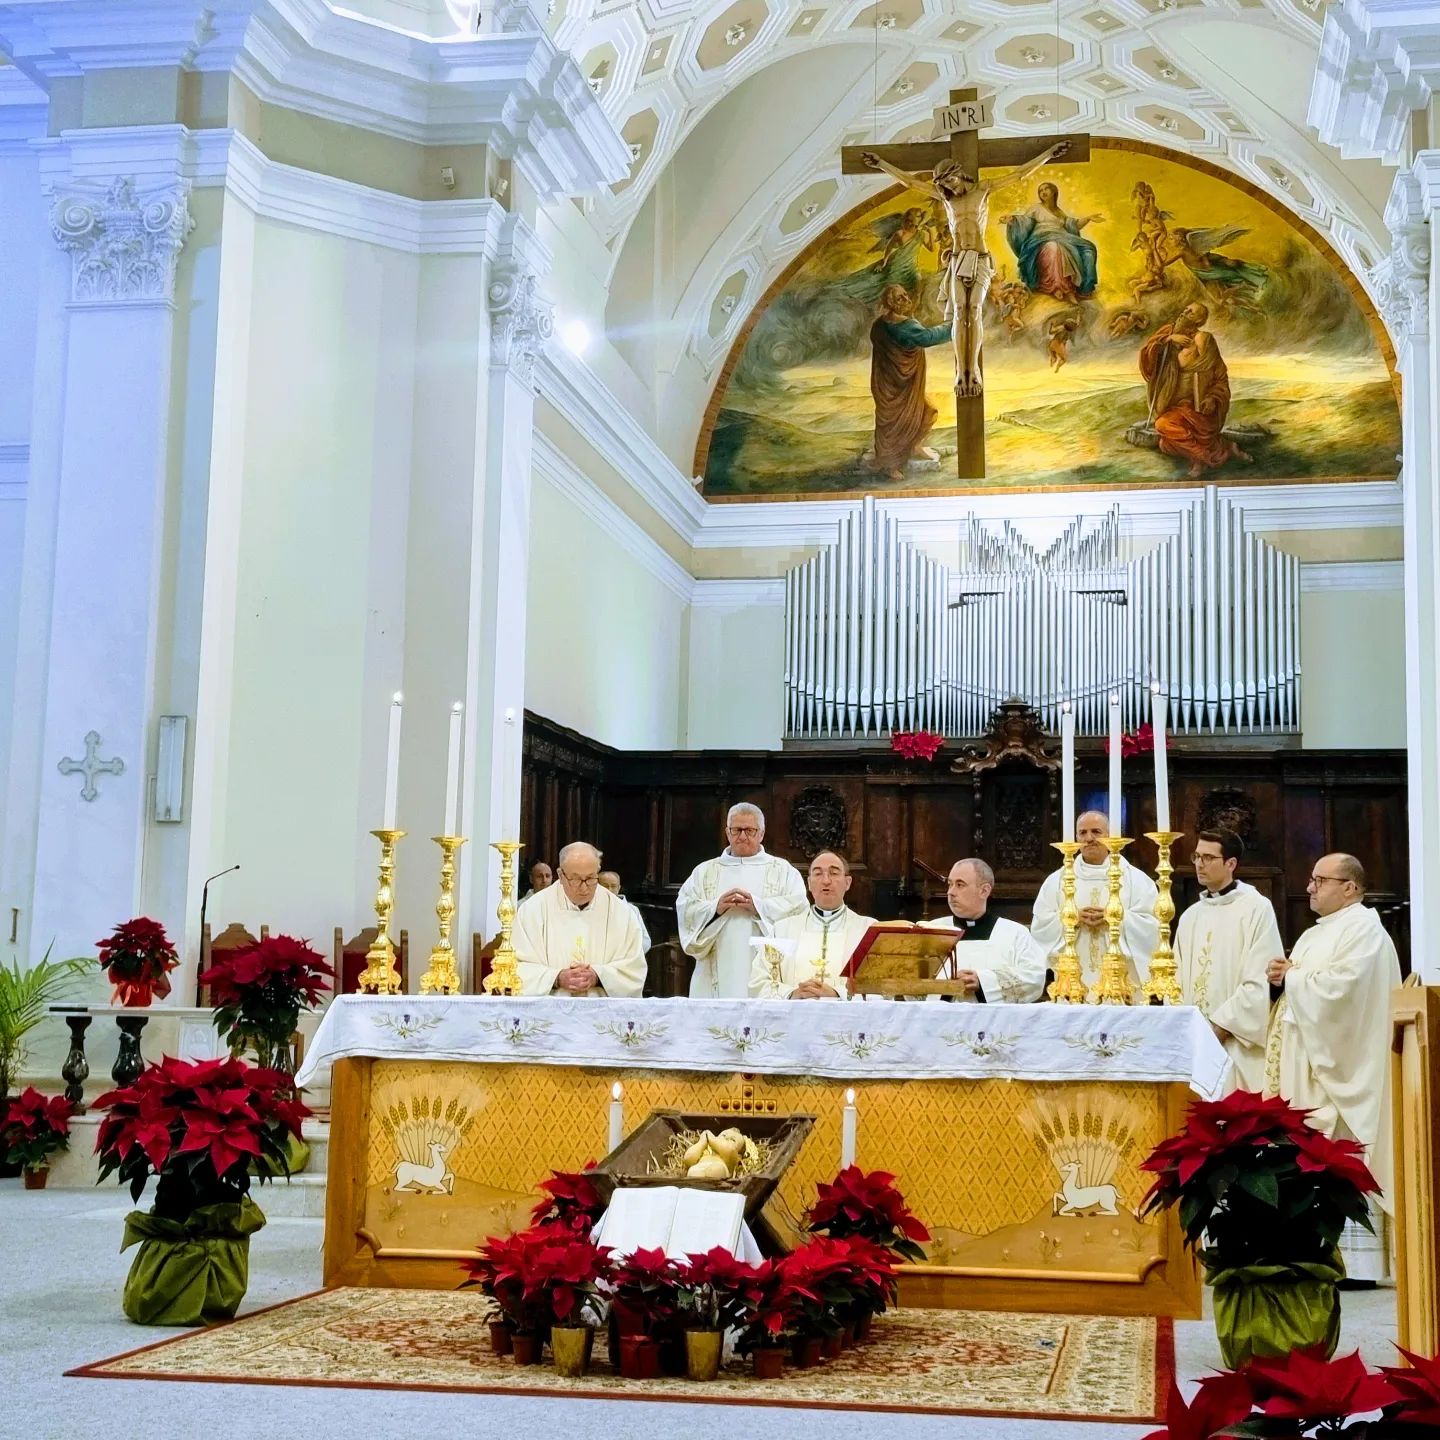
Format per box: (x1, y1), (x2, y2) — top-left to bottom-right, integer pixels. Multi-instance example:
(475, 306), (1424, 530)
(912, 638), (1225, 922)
(70, 1288), (1172, 1422)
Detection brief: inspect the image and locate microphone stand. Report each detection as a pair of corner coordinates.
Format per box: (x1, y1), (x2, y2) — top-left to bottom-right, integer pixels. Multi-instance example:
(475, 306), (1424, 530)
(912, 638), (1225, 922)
(196, 865), (240, 1005)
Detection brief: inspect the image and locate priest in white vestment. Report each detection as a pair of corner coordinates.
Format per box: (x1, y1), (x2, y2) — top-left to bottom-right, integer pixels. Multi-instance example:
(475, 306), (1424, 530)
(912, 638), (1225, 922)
(923, 859), (1047, 1003)
(1175, 828), (1282, 1093)
(750, 851), (875, 999)
(599, 870), (652, 953)
(1265, 853), (1401, 1280)
(514, 843), (647, 998)
(1031, 811), (1159, 991)
(676, 804), (806, 998)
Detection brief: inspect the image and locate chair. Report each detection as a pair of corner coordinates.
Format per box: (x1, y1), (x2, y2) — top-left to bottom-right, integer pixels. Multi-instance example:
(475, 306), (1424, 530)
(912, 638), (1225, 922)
(334, 926), (410, 995)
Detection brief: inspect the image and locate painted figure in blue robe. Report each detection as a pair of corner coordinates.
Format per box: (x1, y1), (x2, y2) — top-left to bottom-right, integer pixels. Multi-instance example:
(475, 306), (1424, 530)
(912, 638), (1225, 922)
(1002, 183), (1104, 305)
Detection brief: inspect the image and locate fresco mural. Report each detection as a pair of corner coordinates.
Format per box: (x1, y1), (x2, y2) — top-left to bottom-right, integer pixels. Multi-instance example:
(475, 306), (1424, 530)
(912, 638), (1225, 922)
(696, 140), (1399, 498)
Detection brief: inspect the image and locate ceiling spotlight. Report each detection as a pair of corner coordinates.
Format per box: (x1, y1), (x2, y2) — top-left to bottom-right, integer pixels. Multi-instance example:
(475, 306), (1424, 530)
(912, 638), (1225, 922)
(877, 12), (898, 29)
(1155, 114), (1179, 132)
(1269, 165), (1293, 191)
(725, 21), (748, 45)
(559, 320), (591, 355)
(720, 294), (739, 315)
(1020, 46), (1046, 65)
(1028, 103), (1053, 120)
(627, 141), (644, 162)
(895, 77), (915, 95)
(801, 200), (820, 218)
(1157, 61), (1178, 80)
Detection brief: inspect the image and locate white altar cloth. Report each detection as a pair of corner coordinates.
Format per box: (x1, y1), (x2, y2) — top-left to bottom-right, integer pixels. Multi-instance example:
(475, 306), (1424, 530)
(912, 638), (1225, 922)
(296, 996), (1228, 1098)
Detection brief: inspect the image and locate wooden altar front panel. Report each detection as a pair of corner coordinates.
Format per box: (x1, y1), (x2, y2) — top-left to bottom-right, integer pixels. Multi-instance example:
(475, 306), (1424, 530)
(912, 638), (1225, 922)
(1392, 983), (1440, 1355)
(323, 1055), (1200, 1318)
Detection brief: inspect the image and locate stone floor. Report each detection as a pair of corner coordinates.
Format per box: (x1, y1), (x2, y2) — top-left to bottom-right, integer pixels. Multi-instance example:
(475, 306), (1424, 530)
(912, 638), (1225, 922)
(1, 1182), (1400, 1440)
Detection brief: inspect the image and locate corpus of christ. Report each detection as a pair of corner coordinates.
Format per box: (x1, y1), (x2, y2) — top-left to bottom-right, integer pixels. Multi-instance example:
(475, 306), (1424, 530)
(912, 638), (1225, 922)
(0, 1), (1436, 1436)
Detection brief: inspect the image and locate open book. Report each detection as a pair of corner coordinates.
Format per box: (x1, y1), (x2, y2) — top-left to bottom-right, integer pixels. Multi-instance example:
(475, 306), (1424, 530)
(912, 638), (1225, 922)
(841, 921), (960, 981)
(594, 1185), (746, 1259)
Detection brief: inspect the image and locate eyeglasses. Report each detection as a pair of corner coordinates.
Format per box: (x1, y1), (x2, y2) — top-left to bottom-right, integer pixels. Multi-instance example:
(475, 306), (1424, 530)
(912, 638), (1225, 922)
(1308, 874), (1349, 887)
(727, 826), (761, 837)
(561, 872), (599, 888)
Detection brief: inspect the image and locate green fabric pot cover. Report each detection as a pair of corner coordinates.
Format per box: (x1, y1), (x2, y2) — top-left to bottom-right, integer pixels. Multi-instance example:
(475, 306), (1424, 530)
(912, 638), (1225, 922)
(250, 1130), (310, 1178)
(1210, 1259), (1344, 1370)
(120, 1196), (267, 1326)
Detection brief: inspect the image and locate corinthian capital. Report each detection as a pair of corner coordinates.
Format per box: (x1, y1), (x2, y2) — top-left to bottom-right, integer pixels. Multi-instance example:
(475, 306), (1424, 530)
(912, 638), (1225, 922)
(487, 265), (554, 384)
(1377, 164), (1433, 350)
(50, 177), (195, 305)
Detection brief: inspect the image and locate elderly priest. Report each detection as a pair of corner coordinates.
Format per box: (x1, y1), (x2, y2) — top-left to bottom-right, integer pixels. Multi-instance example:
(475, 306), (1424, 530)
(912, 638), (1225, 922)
(750, 851), (876, 999)
(1031, 811), (1158, 990)
(514, 842), (647, 997)
(676, 803), (807, 998)
(1265, 853), (1401, 1280)
(924, 859), (1047, 1003)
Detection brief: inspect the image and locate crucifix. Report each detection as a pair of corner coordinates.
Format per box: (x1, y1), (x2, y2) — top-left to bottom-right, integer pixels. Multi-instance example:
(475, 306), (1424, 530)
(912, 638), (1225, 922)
(57, 729), (125, 801)
(841, 89), (1091, 479)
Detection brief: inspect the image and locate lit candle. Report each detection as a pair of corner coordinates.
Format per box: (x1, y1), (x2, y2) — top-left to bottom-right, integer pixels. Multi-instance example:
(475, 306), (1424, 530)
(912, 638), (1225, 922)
(443, 701), (463, 836)
(840, 1087), (857, 1169)
(1060, 702), (1076, 842)
(1108, 693), (1123, 836)
(1151, 681), (1170, 832)
(503, 706), (520, 838)
(608, 1080), (624, 1153)
(382, 692), (403, 829)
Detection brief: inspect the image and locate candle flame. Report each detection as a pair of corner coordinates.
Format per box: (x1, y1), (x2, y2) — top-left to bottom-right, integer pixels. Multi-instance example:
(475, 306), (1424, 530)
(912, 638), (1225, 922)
(1150, 680), (1162, 695)
(845, 1087), (856, 1105)
(392, 691), (403, 704)
(1061, 700), (1071, 714)
(611, 1081), (623, 1101)
(504, 707), (517, 724)
(1109, 693), (1119, 705)
(452, 700), (463, 713)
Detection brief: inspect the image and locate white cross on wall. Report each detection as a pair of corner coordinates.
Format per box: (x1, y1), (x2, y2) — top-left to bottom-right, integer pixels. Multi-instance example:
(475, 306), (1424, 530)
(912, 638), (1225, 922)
(57, 730), (125, 801)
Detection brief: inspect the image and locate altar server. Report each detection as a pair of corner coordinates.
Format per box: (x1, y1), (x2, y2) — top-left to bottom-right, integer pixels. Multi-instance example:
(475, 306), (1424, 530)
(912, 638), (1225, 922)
(751, 851), (875, 999)
(677, 804), (807, 998)
(1265, 854), (1401, 1279)
(1175, 829), (1280, 1092)
(925, 858), (1047, 1003)
(1030, 811), (1159, 989)
(514, 842), (647, 998)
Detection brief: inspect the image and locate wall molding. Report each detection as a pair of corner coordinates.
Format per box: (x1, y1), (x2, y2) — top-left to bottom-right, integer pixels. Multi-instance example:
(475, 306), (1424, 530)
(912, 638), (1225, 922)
(1300, 559), (1405, 592)
(689, 578), (786, 609)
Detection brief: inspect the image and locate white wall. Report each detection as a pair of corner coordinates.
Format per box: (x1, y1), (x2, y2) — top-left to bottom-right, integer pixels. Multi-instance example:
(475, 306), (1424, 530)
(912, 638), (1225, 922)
(686, 599), (786, 750)
(1300, 584), (1406, 749)
(525, 465), (688, 749)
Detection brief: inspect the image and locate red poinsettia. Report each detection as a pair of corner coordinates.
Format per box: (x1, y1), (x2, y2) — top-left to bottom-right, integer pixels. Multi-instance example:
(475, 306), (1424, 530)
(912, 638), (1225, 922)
(94, 1055), (309, 1218)
(0, 1086), (75, 1172)
(530, 1162), (606, 1235)
(890, 730), (945, 762)
(461, 1227), (612, 1332)
(609, 1246), (682, 1338)
(1142, 1372), (1254, 1440)
(1382, 1347), (1440, 1426)
(778, 1235), (864, 1338)
(96, 917), (179, 1005)
(198, 935), (333, 1062)
(732, 1257), (801, 1352)
(807, 1165), (930, 1262)
(1242, 1347), (1399, 1421)
(1105, 722), (1156, 759)
(675, 1246), (767, 1331)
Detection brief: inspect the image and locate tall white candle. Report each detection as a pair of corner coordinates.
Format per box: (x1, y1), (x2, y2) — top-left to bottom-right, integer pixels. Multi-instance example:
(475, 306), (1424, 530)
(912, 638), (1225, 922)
(443, 701), (463, 836)
(1151, 681), (1170, 831)
(503, 707), (520, 838)
(1107, 693), (1123, 836)
(1060, 702), (1076, 842)
(382, 692), (403, 829)
(608, 1080), (624, 1153)
(840, 1087), (858, 1169)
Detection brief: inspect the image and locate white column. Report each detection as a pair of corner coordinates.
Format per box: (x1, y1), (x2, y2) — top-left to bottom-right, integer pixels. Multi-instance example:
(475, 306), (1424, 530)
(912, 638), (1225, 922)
(1383, 155), (1440, 980)
(21, 136), (194, 962)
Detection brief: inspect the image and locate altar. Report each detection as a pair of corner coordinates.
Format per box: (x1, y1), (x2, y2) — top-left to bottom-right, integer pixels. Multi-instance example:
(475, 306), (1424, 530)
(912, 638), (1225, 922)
(298, 996), (1227, 1318)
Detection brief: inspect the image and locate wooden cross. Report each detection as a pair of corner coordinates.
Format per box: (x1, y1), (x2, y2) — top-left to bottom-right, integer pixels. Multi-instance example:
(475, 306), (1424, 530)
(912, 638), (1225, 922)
(840, 89), (1091, 480)
(57, 729), (125, 802)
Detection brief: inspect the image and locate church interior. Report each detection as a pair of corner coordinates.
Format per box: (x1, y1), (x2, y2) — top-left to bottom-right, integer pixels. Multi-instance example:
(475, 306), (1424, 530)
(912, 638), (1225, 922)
(2, 0), (1439, 1435)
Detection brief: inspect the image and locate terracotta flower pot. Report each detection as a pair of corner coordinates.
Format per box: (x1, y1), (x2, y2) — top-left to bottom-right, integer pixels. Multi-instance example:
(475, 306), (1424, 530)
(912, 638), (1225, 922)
(822, 1333), (844, 1360)
(751, 1345), (785, 1380)
(550, 1324), (593, 1378)
(659, 1333), (687, 1377)
(684, 1328), (723, 1381)
(488, 1319), (513, 1356)
(22, 1167), (48, 1191)
(790, 1335), (823, 1369)
(511, 1331), (544, 1366)
(617, 1334), (661, 1380)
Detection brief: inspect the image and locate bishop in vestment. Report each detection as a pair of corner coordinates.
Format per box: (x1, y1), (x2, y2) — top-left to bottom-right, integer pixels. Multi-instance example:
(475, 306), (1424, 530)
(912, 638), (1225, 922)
(1175, 828), (1281, 1093)
(514, 843), (647, 998)
(676, 804), (806, 998)
(1030, 812), (1159, 990)
(750, 850), (875, 999)
(1265, 853), (1401, 1279)
(925, 858), (1047, 1003)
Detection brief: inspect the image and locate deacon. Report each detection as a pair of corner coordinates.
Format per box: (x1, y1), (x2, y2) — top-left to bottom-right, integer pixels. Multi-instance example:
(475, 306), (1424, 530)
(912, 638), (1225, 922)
(750, 851), (876, 999)
(1265, 854), (1401, 1280)
(924, 859), (1047, 1003)
(676, 804), (806, 998)
(1175, 829), (1280, 1092)
(599, 869), (652, 953)
(514, 842), (647, 998)
(1031, 811), (1159, 990)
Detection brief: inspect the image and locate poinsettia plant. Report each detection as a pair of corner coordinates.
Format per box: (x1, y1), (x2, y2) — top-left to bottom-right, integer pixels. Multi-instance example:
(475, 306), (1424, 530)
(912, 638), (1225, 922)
(832, 1233), (899, 1319)
(1105, 722), (1156, 759)
(197, 935), (333, 1067)
(807, 1165), (930, 1262)
(461, 1228), (612, 1333)
(731, 1257), (801, 1354)
(0, 1086), (75, 1173)
(890, 730), (945, 762)
(93, 1056), (310, 1220)
(96, 917), (180, 1005)
(1140, 1091), (1378, 1273)
(674, 1246), (766, 1332)
(530, 1162), (606, 1235)
(778, 1235), (862, 1340)
(608, 1246), (683, 1339)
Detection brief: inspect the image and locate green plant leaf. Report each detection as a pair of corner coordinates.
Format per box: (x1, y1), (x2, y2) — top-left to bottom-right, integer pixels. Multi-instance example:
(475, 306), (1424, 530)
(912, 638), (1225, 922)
(1235, 1169), (1281, 1209)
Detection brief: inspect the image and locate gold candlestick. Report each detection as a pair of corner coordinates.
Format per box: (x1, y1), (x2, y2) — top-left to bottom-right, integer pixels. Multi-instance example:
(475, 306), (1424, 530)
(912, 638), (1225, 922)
(482, 839), (523, 996)
(764, 945), (784, 994)
(1047, 840), (1087, 1004)
(358, 828), (406, 994)
(420, 835), (468, 995)
(1090, 835), (1136, 1005)
(1142, 830), (1184, 1005)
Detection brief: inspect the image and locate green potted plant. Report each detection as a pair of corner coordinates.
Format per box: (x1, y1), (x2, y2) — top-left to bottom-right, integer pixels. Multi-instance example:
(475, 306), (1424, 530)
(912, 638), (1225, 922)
(1141, 1089), (1379, 1367)
(1, 1086), (76, 1188)
(674, 1246), (765, 1381)
(94, 1055), (309, 1324)
(0, 949), (89, 1104)
(96, 917), (180, 1006)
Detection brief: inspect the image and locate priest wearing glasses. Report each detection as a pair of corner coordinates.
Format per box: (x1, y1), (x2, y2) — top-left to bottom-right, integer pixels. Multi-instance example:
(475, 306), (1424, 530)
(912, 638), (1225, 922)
(749, 851), (876, 999)
(925, 859), (1047, 1003)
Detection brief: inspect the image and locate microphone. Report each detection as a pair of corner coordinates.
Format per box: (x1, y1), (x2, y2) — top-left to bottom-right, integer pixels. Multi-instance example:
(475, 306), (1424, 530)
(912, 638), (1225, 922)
(196, 865), (240, 1004)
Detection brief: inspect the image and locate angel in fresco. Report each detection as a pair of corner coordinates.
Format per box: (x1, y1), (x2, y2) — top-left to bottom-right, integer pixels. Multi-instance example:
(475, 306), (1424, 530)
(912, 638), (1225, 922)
(1129, 180), (1174, 299)
(1171, 225), (1269, 309)
(830, 205), (940, 306)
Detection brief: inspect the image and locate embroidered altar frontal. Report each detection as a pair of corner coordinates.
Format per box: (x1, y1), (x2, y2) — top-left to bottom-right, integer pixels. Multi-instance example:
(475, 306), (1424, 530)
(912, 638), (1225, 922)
(312, 999), (1213, 1316)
